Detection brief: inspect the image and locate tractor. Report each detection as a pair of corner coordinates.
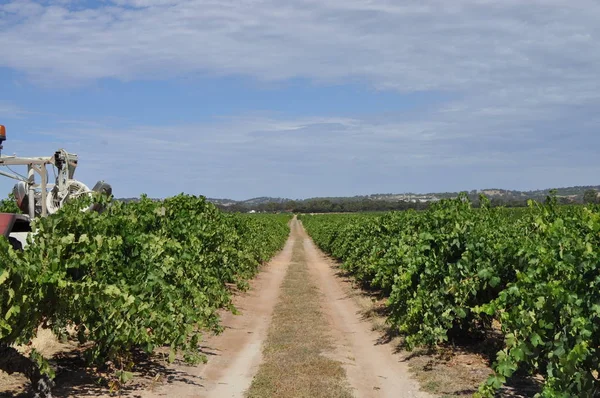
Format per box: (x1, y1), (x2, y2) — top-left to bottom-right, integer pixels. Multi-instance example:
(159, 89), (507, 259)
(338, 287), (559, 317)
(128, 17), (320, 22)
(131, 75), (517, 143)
(0, 124), (112, 249)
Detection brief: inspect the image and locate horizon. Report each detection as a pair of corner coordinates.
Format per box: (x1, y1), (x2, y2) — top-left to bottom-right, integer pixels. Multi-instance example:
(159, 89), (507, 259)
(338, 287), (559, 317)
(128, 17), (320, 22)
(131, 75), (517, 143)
(116, 183), (600, 202)
(1, 1), (599, 199)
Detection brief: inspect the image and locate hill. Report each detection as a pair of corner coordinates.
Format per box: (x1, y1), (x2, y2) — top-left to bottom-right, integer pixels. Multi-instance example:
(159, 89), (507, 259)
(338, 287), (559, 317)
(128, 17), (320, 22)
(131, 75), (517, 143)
(205, 185), (600, 212)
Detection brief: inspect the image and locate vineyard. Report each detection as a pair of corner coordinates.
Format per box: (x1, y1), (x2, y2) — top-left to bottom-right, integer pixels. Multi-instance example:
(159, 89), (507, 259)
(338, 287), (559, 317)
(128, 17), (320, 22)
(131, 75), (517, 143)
(300, 195), (600, 398)
(0, 194), (291, 396)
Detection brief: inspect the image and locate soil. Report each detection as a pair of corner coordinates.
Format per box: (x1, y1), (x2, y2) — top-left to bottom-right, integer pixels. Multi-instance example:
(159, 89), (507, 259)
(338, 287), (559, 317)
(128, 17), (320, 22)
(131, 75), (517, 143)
(246, 235), (353, 397)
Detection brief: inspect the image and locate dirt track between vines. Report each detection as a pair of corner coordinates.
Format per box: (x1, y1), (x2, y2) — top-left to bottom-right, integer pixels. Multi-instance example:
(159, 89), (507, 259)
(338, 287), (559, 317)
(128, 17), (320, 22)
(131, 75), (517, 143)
(126, 218), (430, 397)
(1, 218), (431, 398)
(297, 221), (431, 398)
(132, 226), (297, 398)
(172, 218), (428, 397)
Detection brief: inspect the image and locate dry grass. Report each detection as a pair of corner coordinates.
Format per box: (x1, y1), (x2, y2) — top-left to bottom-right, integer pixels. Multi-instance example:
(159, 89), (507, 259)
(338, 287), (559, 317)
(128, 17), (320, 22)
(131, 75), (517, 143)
(246, 240), (353, 398)
(0, 328), (74, 397)
(17, 328), (67, 357)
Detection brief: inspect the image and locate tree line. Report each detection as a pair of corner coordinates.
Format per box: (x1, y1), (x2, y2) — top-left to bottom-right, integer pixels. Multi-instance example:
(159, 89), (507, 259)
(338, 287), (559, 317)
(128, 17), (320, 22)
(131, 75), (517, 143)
(216, 189), (600, 214)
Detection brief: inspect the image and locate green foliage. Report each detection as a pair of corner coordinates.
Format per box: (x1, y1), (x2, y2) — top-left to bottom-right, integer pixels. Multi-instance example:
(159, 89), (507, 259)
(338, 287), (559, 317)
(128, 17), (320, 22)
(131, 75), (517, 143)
(300, 196), (600, 397)
(583, 189), (598, 204)
(0, 194), (290, 386)
(0, 192), (21, 213)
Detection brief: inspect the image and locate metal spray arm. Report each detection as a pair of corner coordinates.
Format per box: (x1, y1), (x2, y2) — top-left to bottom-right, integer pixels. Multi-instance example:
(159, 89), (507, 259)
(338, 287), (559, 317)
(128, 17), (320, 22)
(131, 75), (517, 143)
(0, 124), (74, 218)
(0, 154), (54, 218)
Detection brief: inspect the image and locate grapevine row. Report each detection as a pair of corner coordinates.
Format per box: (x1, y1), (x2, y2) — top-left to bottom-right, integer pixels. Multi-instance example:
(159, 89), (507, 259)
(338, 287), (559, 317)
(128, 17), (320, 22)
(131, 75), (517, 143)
(300, 195), (600, 397)
(0, 194), (290, 396)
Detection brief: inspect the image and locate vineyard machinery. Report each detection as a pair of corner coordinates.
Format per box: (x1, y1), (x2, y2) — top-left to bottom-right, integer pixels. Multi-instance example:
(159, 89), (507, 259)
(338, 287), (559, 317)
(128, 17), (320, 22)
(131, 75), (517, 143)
(0, 124), (112, 249)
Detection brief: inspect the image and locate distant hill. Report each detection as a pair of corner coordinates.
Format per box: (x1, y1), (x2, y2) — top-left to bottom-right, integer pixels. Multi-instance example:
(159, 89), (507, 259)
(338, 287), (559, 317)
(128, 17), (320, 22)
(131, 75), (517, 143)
(206, 196), (290, 206)
(205, 185), (600, 208)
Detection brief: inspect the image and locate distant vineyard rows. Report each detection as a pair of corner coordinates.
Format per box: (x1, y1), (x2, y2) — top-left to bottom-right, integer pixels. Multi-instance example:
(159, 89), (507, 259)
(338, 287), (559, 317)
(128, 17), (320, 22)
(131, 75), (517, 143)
(300, 195), (599, 397)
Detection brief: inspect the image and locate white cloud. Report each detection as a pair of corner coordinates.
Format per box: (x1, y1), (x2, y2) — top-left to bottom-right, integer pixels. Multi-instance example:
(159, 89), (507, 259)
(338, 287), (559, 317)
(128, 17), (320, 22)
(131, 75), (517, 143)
(1, 1), (599, 197)
(1, 1), (599, 94)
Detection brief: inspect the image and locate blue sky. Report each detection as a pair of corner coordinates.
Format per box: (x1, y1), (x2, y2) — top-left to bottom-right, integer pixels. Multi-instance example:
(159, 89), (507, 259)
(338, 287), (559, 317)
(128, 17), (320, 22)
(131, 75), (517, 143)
(0, 0), (599, 200)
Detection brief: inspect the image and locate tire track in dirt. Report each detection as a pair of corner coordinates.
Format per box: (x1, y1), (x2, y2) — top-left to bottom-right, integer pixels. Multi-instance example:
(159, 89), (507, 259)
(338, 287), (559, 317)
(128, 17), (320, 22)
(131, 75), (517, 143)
(245, 227), (354, 398)
(298, 221), (433, 398)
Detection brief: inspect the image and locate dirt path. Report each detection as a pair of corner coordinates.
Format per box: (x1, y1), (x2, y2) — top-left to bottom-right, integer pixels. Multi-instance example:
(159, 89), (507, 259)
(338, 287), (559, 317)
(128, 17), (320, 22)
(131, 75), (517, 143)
(297, 220), (433, 398)
(246, 234), (354, 397)
(146, 218), (431, 398)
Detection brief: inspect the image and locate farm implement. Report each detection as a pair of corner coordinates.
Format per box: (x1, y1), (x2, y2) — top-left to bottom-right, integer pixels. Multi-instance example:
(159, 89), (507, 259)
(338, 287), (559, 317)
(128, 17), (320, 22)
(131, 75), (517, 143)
(0, 124), (112, 249)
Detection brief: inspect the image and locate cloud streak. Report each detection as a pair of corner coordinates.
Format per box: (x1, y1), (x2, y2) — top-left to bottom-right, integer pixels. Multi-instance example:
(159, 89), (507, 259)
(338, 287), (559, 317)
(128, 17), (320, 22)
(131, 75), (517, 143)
(1, 104), (597, 200)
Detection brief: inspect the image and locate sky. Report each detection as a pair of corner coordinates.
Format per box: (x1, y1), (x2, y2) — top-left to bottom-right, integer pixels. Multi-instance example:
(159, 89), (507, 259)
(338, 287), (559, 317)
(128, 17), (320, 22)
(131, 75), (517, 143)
(0, 0), (599, 200)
